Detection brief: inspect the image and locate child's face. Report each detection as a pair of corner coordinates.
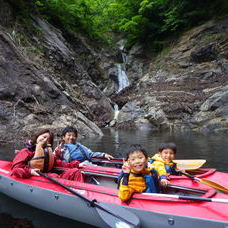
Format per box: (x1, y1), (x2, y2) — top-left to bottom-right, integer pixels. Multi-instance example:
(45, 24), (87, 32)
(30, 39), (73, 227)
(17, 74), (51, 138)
(62, 132), (77, 144)
(160, 149), (175, 163)
(127, 151), (148, 172)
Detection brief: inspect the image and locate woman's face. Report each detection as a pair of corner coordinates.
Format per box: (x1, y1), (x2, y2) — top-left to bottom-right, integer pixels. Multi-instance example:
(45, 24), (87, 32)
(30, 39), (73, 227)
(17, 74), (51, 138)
(62, 132), (77, 144)
(36, 132), (50, 146)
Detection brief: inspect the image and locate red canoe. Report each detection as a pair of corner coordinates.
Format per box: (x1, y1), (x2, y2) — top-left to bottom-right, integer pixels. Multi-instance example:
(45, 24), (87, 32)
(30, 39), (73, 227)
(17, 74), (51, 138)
(0, 160), (228, 227)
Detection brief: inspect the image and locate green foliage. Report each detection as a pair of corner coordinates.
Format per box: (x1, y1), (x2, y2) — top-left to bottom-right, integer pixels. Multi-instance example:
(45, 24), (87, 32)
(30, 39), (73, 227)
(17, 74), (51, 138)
(8, 0), (228, 48)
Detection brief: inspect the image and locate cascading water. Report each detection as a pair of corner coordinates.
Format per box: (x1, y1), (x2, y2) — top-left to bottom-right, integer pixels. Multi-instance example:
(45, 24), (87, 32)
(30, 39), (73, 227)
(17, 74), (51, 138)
(117, 63), (130, 93)
(111, 49), (130, 126)
(113, 104), (120, 120)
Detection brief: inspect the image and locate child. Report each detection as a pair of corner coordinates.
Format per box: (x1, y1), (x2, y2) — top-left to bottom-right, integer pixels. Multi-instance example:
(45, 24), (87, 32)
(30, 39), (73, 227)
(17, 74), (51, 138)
(54, 126), (113, 163)
(11, 129), (84, 182)
(118, 144), (159, 202)
(149, 142), (181, 183)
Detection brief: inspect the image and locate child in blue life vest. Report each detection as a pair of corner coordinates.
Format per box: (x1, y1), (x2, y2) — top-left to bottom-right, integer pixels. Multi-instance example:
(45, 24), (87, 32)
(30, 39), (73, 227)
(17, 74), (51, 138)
(54, 126), (113, 163)
(118, 144), (160, 202)
(148, 142), (181, 183)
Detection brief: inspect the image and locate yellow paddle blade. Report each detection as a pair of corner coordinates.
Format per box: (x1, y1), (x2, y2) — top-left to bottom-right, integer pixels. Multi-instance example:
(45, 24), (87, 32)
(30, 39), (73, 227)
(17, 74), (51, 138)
(200, 178), (228, 194)
(173, 159), (206, 170)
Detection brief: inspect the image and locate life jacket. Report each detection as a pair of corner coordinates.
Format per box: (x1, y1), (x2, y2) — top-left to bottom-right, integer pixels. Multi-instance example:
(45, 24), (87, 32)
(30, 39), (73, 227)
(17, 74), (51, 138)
(117, 170), (159, 193)
(149, 154), (178, 175)
(64, 143), (91, 162)
(29, 144), (55, 172)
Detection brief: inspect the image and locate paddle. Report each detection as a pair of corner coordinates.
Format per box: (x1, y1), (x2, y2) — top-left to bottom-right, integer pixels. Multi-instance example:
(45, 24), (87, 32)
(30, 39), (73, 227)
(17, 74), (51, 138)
(91, 158), (206, 170)
(37, 171), (140, 228)
(173, 159), (206, 170)
(81, 170), (206, 193)
(179, 171), (228, 194)
(142, 192), (228, 203)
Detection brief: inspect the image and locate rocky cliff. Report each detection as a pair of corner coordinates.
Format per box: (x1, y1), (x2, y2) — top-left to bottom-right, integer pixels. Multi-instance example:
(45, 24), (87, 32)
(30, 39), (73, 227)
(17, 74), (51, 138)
(0, 0), (116, 143)
(0, 0), (227, 144)
(115, 19), (228, 133)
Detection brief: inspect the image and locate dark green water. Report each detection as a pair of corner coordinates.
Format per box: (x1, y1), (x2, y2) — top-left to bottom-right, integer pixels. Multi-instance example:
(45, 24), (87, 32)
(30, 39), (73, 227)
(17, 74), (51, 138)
(82, 129), (228, 172)
(0, 129), (227, 227)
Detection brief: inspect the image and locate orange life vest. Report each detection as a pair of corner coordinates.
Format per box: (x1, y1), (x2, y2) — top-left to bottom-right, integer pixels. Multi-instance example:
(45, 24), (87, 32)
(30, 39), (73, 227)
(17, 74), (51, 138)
(29, 145), (55, 172)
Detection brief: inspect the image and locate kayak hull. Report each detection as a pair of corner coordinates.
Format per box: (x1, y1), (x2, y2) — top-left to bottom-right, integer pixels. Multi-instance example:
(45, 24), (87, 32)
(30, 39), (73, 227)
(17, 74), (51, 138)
(0, 173), (107, 227)
(0, 161), (228, 227)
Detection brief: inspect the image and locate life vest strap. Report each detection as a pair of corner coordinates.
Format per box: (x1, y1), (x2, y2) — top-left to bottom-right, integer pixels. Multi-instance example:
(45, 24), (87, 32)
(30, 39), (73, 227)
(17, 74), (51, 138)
(43, 148), (49, 173)
(30, 156), (46, 160)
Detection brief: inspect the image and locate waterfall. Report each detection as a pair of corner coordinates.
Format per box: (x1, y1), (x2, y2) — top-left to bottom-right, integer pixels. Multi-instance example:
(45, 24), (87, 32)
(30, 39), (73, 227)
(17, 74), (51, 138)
(117, 63), (130, 92)
(112, 63), (129, 124)
(110, 42), (130, 126)
(113, 103), (120, 120)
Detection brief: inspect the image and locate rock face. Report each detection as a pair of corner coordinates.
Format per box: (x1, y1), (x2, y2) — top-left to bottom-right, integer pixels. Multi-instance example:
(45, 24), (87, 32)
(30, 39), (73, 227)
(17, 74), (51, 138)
(0, 0), (228, 145)
(0, 1), (116, 143)
(115, 19), (228, 133)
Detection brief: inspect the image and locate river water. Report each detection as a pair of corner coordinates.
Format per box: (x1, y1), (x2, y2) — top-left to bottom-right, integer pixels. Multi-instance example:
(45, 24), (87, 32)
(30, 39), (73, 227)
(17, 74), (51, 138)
(0, 129), (227, 227)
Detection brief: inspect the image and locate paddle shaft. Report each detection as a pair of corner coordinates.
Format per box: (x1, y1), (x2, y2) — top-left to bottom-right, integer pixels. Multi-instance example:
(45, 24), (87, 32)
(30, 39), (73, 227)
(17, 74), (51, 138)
(179, 171), (228, 194)
(37, 171), (137, 227)
(91, 159), (123, 165)
(53, 168), (207, 195)
(38, 171), (92, 203)
(82, 170), (207, 194)
(91, 158), (206, 170)
(142, 192), (228, 203)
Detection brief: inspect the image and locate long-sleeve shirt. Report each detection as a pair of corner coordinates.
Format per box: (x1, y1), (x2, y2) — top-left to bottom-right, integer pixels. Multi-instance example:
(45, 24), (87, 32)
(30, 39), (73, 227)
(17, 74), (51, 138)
(118, 169), (150, 202)
(11, 148), (81, 178)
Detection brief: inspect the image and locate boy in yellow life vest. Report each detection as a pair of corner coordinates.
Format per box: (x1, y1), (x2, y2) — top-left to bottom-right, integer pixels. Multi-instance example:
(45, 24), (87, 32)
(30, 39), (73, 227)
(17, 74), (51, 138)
(118, 144), (160, 202)
(149, 143), (181, 184)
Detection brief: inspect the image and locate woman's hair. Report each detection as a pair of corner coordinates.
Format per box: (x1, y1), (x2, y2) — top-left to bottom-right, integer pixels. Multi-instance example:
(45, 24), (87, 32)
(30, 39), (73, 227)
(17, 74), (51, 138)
(30, 129), (54, 147)
(158, 142), (177, 154)
(125, 144), (148, 160)
(61, 126), (78, 137)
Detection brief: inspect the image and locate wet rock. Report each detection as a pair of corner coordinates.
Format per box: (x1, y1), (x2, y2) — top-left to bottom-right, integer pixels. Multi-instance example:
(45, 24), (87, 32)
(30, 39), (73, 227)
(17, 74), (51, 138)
(113, 19), (228, 132)
(0, 3), (110, 143)
(190, 44), (218, 63)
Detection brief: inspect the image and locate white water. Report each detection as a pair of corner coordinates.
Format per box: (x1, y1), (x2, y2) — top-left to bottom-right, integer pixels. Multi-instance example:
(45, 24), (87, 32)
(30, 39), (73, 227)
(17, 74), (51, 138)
(113, 104), (120, 120)
(117, 63), (130, 92)
(112, 45), (130, 124)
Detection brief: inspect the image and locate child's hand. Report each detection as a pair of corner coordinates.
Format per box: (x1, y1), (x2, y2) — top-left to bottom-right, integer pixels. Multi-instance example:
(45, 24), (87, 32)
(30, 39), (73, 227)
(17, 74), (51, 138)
(79, 163), (84, 168)
(178, 168), (185, 172)
(122, 159), (130, 173)
(31, 168), (40, 176)
(160, 178), (169, 187)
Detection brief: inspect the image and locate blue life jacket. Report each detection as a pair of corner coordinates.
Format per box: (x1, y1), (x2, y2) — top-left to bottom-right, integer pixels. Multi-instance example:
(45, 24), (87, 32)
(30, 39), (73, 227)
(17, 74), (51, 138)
(64, 143), (91, 162)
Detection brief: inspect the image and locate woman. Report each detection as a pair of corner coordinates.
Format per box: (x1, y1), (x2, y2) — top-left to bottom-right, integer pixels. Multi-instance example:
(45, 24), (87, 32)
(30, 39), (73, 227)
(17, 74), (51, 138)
(11, 129), (84, 181)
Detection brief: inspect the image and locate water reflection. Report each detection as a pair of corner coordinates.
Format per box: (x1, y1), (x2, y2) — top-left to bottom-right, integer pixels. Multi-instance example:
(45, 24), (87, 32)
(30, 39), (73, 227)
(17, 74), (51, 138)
(81, 129), (228, 172)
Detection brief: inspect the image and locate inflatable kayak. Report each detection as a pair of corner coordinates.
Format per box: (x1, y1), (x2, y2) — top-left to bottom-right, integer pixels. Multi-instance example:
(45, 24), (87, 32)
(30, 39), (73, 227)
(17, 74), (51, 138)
(0, 160), (227, 228)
